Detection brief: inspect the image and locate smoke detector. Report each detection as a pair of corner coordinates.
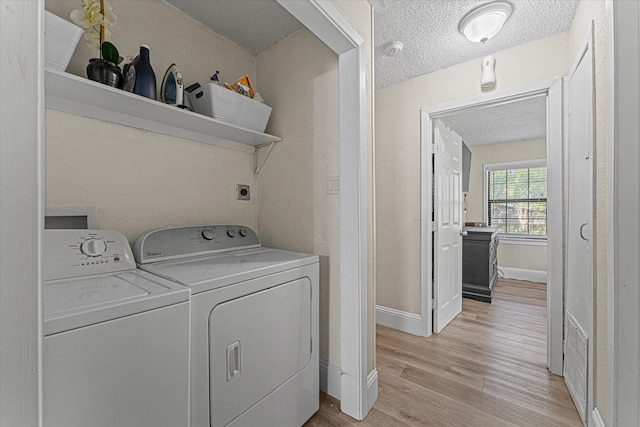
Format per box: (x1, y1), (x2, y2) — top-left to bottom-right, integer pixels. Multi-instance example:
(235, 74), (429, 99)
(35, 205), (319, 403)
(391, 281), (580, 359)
(383, 41), (403, 57)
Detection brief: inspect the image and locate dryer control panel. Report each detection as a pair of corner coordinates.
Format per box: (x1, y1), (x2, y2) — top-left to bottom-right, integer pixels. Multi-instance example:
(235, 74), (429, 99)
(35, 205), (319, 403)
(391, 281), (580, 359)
(134, 225), (261, 264)
(44, 230), (136, 281)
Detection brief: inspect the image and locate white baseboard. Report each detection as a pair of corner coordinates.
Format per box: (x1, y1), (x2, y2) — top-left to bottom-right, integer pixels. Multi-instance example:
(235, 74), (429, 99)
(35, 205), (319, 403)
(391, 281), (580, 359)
(319, 359), (341, 399)
(375, 305), (424, 336)
(592, 407), (605, 427)
(366, 368), (378, 415)
(499, 266), (548, 283)
(320, 361), (378, 418)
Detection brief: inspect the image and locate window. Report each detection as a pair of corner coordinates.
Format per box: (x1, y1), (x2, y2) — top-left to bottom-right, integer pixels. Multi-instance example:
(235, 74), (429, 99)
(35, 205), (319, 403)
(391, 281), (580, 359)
(485, 160), (547, 237)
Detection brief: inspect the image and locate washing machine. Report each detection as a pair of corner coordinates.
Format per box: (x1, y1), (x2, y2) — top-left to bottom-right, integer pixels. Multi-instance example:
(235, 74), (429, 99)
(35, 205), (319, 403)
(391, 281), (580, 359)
(133, 225), (319, 427)
(43, 229), (191, 427)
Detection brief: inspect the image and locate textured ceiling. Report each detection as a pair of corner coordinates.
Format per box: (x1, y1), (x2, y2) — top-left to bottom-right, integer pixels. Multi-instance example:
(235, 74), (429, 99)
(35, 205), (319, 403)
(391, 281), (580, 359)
(375, 0), (580, 88)
(165, 0), (564, 146)
(165, 0), (303, 54)
(441, 95), (547, 146)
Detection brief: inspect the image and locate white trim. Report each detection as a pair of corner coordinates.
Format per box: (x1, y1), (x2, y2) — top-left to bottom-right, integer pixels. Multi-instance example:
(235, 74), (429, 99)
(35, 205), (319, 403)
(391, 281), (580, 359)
(420, 111), (434, 337)
(546, 78), (564, 375)
(423, 79), (559, 117)
(484, 158), (547, 171)
(278, 1), (371, 420)
(421, 78), (564, 374)
(592, 408), (606, 427)
(0, 1), (44, 425)
(606, 1), (640, 426)
(365, 369), (379, 416)
(499, 267), (547, 283)
(498, 237), (547, 246)
(375, 305), (425, 336)
(605, 3), (616, 427)
(337, 44), (369, 420)
(280, 0), (362, 55)
(318, 361), (378, 410)
(319, 360), (342, 400)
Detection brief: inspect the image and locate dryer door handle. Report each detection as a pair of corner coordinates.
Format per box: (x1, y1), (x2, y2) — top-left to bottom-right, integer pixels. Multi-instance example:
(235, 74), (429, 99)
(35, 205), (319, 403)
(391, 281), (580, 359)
(227, 341), (241, 381)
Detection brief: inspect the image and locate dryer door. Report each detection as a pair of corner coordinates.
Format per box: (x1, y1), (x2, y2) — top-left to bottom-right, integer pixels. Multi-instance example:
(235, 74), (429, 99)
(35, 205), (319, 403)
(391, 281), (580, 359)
(209, 278), (312, 426)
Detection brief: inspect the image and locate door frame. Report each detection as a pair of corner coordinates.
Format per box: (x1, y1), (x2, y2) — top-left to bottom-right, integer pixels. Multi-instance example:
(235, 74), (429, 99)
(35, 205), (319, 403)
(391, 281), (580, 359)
(420, 79), (564, 374)
(606, 1), (640, 425)
(0, 1), (44, 426)
(276, 0), (372, 419)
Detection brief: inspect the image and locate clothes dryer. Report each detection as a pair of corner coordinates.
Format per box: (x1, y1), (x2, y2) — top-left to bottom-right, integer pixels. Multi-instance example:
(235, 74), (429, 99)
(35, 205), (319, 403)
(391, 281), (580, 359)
(134, 225), (319, 427)
(43, 229), (190, 427)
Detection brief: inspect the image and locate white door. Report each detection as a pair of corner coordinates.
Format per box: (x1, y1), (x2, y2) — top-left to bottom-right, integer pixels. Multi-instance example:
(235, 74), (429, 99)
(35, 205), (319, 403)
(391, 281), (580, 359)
(564, 36), (594, 423)
(433, 119), (463, 333)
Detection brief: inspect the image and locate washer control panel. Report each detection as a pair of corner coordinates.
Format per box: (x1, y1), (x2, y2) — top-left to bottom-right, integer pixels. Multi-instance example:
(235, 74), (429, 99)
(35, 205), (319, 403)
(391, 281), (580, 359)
(134, 225), (261, 264)
(44, 230), (136, 281)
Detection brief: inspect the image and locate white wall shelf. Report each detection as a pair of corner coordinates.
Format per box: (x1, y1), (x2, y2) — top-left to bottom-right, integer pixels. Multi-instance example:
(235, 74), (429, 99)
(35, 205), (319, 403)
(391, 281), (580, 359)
(45, 68), (282, 147)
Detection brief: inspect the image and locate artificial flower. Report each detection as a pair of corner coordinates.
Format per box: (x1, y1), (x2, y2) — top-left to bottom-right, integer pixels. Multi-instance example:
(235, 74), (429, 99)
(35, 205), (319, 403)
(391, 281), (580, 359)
(70, 0), (117, 50)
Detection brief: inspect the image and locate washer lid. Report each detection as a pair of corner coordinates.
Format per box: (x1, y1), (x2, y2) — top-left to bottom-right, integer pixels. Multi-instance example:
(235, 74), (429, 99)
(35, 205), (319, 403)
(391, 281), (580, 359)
(139, 248), (318, 294)
(46, 275), (148, 314)
(44, 270), (190, 336)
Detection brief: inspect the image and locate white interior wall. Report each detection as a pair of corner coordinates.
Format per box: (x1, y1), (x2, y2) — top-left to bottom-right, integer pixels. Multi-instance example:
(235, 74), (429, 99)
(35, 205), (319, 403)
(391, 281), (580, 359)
(44, 0), (259, 244)
(467, 139), (548, 275)
(46, 111), (258, 242)
(256, 28), (340, 366)
(376, 33), (569, 314)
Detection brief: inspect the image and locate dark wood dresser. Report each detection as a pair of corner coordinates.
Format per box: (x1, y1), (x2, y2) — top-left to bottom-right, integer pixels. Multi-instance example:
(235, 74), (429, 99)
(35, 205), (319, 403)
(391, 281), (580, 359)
(462, 227), (499, 303)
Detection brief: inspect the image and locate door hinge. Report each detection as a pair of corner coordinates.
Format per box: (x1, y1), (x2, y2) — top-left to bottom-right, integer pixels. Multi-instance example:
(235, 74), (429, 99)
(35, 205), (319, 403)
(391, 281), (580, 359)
(432, 298), (437, 309)
(432, 221), (438, 231)
(431, 143), (438, 154)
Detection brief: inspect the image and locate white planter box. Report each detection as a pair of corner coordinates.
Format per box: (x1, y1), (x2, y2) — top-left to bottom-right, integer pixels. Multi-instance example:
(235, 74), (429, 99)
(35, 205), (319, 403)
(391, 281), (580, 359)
(189, 83), (272, 133)
(45, 11), (83, 72)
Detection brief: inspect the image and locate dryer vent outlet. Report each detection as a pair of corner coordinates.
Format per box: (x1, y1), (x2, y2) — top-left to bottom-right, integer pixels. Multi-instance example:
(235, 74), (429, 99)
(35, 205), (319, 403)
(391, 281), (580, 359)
(236, 185), (250, 200)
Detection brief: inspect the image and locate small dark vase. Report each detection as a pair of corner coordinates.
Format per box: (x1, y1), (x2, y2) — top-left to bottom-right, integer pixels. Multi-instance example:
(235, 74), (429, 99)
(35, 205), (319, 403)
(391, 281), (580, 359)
(87, 58), (123, 89)
(132, 44), (157, 100)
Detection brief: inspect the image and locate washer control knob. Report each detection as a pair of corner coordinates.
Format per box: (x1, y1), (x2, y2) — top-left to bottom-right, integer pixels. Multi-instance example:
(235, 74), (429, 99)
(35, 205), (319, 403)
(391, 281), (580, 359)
(80, 239), (107, 257)
(239, 228), (248, 237)
(227, 229), (236, 238)
(202, 228), (216, 240)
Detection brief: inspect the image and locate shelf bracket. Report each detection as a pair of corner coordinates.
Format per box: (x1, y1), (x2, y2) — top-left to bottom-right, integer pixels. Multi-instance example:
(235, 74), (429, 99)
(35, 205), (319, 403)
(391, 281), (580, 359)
(254, 141), (278, 179)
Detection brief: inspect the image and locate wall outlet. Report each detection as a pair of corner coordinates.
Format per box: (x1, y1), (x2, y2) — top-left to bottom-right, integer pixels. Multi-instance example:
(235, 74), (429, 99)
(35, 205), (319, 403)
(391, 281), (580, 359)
(236, 184), (250, 200)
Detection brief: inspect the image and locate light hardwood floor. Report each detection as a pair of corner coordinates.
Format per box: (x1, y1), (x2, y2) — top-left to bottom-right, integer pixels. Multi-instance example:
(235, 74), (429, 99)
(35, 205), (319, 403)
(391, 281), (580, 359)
(304, 278), (582, 426)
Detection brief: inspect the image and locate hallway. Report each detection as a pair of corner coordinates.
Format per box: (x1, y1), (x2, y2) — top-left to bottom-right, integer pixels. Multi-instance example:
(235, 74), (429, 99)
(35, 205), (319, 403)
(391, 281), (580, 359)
(306, 278), (582, 426)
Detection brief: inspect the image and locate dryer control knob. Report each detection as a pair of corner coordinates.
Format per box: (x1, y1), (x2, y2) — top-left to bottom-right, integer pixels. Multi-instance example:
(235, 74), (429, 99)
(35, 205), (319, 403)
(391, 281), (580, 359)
(239, 228), (248, 237)
(80, 239), (107, 257)
(202, 228), (216, 240)
(227, 229), (236, 238)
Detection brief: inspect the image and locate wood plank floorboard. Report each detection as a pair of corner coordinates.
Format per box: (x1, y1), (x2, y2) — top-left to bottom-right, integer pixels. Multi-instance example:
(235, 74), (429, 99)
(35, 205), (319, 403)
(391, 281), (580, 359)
(304, 278), (582, 426)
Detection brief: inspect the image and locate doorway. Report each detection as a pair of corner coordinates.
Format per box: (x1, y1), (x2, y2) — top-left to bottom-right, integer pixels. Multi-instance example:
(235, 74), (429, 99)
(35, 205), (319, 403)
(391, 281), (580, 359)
(421, 78), (564, 375)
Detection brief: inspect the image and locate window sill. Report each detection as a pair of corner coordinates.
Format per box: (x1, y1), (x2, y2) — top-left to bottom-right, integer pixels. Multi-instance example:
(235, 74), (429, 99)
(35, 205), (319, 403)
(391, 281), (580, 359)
(498, 236), (547, 246)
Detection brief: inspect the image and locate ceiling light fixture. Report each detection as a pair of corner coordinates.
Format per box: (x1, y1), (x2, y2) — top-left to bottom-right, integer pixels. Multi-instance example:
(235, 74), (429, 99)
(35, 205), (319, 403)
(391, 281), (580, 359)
(459, 1), (512, 43)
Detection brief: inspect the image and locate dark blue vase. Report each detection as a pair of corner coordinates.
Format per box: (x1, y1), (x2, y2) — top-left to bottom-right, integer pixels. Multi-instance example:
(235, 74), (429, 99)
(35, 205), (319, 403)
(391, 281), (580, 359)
(132, 44), (157, 100)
